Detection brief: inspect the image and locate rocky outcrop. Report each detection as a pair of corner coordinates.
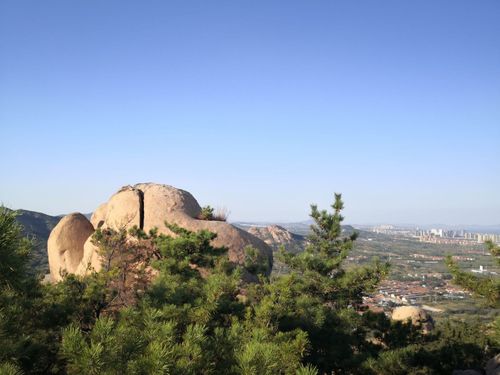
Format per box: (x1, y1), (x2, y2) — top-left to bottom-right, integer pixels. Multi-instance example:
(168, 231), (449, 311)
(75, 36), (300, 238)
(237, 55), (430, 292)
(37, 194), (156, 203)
(245, 225), (307, 253)
(47, 213), (94, 281)
(391, 306), (434, 333)
(90, 203), (107, 229)
(104, 187), (142, 231)
(47, 183), (272, 281)
(75, 236), (101, 276)
(136, 183), (202, 226)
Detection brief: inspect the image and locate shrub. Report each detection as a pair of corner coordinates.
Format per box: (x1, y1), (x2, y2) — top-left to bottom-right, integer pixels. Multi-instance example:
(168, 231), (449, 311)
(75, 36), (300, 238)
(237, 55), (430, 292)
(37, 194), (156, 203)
(197, 206), (229, 222)
(244, 246), (270, 276)
(198, 205), (215, 220)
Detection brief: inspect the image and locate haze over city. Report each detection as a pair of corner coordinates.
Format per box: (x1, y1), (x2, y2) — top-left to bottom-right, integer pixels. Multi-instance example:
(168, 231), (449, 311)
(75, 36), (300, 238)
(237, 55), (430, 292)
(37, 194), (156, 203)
(1, 1), (499, 224)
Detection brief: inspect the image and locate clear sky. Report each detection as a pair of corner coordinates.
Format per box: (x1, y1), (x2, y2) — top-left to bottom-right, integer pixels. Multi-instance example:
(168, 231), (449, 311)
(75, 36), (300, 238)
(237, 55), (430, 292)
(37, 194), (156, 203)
(1, 1), (499, 225)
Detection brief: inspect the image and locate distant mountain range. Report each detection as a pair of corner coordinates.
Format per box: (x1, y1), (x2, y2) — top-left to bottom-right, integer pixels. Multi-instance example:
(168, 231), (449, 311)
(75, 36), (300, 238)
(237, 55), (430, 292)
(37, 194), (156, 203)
(9, 209), (62, 273)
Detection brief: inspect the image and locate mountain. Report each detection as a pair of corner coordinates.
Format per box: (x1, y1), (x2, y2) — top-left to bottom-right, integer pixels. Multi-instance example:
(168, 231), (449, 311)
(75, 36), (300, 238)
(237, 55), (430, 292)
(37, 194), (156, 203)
(244, 224), (307, 254)
(235, 221), (313, 236)
(12, 209), (61, 273)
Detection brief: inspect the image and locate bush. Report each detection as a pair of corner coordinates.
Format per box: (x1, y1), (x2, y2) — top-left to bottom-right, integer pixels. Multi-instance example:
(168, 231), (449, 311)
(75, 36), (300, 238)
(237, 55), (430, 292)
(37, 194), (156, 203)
(198, 205), (215, 220)
(244, 246), (270, 276)
(198, 205), (229, 221)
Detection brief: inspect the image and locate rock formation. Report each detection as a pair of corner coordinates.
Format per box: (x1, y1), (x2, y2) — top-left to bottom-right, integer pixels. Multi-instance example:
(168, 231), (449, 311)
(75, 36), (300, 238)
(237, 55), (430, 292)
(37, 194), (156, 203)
(245, 225), (307, 253)
(90, 203), (107, 229)
(391, 306), (434, 333)
(47, 213), (94, 281)
(47, 183), (272, 281)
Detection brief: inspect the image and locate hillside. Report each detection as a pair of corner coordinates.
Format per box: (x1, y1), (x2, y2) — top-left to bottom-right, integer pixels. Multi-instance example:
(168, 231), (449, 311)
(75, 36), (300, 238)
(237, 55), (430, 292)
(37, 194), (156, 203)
(11, 209), (61, 273)
(235, 222), (359, 250)
(244, 224), (307, 253)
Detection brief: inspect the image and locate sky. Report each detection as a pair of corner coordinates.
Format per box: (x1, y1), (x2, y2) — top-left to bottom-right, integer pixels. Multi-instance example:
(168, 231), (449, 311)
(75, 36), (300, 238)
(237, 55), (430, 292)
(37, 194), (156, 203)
(1, 1), (499, 225)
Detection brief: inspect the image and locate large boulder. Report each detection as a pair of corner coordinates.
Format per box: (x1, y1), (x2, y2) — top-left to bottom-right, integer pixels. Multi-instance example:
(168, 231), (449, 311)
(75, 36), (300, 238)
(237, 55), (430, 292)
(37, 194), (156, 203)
(90, 202), (107, 229)
(103, 187), (142, 231)
(246, 225), (307, 253)
(75, 236), (102, 275)
(47, 213), (94, 281)
(391, 306), (434, 333)
(47, 183), (273, 280)
(191, 220), (270, 265)
(135, 183), (202, 227)
(121, 183), (271, 267)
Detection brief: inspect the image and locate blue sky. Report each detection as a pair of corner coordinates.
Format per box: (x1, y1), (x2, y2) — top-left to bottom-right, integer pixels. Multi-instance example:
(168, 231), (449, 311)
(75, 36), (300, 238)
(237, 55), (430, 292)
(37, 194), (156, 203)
(1, 1), (499, 224)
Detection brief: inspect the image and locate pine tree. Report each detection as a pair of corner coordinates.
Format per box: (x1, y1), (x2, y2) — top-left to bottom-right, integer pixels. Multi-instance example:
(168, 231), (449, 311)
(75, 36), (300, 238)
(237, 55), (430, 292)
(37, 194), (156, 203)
(3, 197), (498, 374)
(446, 240), (500, 346)
(279, 194), (389, 307)
(60, 223), (310, 374)
(446, 240), (500, 307)
(0, 207), (32, 291)
(246, 194), (390, 372)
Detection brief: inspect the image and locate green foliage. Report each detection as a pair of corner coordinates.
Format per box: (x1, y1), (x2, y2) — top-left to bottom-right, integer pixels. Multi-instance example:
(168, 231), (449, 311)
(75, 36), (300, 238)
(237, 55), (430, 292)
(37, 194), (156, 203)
(446, 241), (500, 306)
(295, 364), (318, 375)
(0, 208), (96, 373)
(242, 194), (391, 372)
(0, 363), (23, 375)
(234, 329), (309, 375)
(243, 246), (270, 276)
(197, 206), (229, 222)
(363, 318), (495, 374)
(57, 224), (309, 374)
(278, 194), (389, 307)
(444, 240), (500, 365)
(486, 240), (500, 267)
(198, 205), (215, 220)
(0, 207), (32, 290)
(1, 198), (498, 374)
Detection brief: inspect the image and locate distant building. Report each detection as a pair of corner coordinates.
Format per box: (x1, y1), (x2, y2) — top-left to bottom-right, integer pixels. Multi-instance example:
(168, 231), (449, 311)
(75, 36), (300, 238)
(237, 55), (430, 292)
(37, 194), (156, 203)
(471, 265), (485, 274)
(430, 229), (443, 237)
(475, 233), (500, 244)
